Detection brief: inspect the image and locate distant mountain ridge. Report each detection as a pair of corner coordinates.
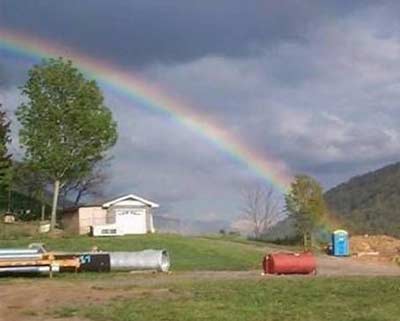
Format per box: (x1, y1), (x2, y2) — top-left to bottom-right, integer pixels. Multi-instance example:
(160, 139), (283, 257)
(325, 161), (400, 237)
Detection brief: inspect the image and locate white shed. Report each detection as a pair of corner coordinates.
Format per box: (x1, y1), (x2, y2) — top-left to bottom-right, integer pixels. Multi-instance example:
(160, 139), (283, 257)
(62, 194), (159, 236)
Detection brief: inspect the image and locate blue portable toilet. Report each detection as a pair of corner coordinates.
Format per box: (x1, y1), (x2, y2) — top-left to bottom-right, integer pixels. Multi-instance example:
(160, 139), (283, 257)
(332, 230), (349, 256)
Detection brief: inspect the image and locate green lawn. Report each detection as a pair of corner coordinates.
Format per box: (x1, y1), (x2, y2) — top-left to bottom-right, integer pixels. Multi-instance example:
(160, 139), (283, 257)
(55, 277), (400, 321)
(0, 233), (269, 271)
(2, 232), (400, 320)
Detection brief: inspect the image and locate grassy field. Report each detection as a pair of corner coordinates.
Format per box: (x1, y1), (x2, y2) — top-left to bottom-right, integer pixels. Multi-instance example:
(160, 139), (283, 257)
(0, 233), (270, 271)
(1, 231), (400, 320)
(53, 277), (400, 321)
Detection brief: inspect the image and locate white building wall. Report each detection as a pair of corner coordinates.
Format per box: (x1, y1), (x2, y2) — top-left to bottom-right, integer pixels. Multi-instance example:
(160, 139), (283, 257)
(78, 207), (107, 235)
(114, 207), (146, 234)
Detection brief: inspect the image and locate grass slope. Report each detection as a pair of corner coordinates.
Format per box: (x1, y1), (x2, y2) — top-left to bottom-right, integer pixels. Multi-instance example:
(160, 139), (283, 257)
(56, 277), (400, 321)
(0, 233), (268, 271)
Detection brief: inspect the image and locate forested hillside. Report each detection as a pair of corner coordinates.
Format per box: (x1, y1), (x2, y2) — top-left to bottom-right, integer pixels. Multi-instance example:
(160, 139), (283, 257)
(325, 162), (400, 237)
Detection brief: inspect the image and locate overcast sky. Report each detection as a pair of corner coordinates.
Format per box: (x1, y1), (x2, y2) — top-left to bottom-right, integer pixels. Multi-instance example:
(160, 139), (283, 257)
(1, 1), (400, 223)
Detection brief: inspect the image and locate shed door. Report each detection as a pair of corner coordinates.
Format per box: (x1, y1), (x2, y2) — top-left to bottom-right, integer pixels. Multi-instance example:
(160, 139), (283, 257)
(115, 208), (147, 234)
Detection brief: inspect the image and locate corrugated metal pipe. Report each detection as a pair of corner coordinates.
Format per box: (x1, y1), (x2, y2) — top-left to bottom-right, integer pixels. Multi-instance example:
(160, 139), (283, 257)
(109, 250), (170, 272)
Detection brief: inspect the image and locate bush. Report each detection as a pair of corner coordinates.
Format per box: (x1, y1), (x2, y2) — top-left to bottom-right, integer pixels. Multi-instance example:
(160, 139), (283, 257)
(250, 234), (302, 246)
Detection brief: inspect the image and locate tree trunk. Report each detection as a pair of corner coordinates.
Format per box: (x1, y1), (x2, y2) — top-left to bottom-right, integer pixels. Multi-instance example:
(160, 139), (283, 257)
(254, 226), (259, 240)
(50, 179), (60, 231)
(74, 189), (84, 206)
(41, 203), (46, 221)
(60, 189), (67, 210)
(7, 188), (11, 213)
(303, 233), (307, 251)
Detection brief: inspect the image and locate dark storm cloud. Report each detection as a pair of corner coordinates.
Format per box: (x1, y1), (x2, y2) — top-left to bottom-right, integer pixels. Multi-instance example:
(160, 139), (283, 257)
(143, 2), (400, 195)
(2, 1), (400, 222)
(0, 0), (373, 67)
(0, 64), (6, 87)
(0, 61), (30, 89)
(106, 98), (249, 201)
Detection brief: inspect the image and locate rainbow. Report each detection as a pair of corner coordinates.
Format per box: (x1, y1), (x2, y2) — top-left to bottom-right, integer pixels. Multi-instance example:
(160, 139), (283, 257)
(0, 29), (292, 192)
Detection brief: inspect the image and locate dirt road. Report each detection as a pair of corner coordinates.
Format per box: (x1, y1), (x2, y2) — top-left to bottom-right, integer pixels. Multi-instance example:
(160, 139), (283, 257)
(316, 255), (400, 276)
(0, 256), (399, 321)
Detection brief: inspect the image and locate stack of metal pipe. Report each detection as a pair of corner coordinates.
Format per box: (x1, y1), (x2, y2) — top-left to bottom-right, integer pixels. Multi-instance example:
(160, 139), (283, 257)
(0, 244), (81, 275)
(0, 247), (59, 274)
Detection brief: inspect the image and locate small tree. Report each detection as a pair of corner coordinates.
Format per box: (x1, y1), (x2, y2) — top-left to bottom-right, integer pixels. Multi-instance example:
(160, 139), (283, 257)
(285, 175), (326, 249)
(241, 185), (281, 239)
(17, 58), (117, 230)
(0, 103), (12, 211)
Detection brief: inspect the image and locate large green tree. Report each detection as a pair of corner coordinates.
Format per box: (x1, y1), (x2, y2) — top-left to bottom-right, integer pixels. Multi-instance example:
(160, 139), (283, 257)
(17, 58), (117, 230)
(0, 103), (12, 211)
(285, 175), (326, 249)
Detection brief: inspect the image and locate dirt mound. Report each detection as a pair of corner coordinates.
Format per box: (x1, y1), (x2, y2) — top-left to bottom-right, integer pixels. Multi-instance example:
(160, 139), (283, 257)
(350, 235), (400, 260)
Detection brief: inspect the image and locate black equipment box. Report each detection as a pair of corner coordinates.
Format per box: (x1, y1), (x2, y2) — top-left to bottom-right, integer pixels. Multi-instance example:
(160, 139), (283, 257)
(78, 253), (111, 272)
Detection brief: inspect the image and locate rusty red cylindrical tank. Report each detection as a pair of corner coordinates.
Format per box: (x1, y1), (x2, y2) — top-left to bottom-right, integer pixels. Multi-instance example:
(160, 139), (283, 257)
(263, 252), (317, 275)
